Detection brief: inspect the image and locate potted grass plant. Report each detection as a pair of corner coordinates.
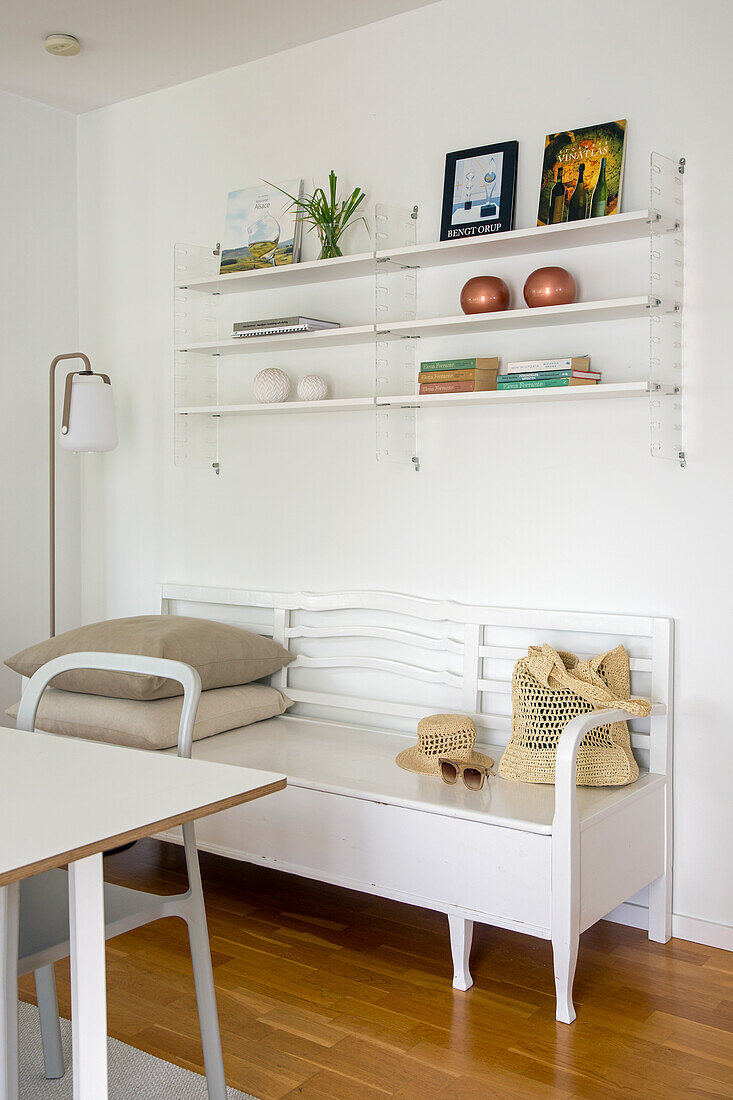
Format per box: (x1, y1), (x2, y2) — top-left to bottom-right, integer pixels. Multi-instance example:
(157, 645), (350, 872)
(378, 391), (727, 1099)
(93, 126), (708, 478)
(270, 171), (368, 260)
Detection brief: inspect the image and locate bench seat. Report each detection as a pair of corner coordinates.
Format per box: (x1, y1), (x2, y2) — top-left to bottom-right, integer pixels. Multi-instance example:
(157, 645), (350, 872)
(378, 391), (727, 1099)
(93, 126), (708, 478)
(172, 714), (666, 836)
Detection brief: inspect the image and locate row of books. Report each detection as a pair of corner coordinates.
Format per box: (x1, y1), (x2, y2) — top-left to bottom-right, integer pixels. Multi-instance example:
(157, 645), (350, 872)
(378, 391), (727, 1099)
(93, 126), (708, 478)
(418, 356), (599, 394)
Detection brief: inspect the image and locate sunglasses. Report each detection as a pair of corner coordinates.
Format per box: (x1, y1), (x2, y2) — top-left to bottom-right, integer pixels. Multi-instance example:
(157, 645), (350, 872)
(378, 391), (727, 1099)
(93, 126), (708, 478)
(439, 758), (495, 791)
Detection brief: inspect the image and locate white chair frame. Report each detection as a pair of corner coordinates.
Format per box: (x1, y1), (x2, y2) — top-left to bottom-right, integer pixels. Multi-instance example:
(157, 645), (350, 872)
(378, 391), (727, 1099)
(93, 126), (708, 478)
(158, 585), (674, 1024)
(14, 652), (227, 1098)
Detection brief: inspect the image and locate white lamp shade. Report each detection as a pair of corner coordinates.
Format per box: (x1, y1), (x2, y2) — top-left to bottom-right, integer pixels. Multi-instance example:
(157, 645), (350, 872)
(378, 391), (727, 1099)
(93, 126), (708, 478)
(59, 374), (118, 453)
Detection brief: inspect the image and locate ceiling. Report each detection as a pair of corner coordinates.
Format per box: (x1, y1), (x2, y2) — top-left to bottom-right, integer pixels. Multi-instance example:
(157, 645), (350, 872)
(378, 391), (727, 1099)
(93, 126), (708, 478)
(0, 0), (437, 114)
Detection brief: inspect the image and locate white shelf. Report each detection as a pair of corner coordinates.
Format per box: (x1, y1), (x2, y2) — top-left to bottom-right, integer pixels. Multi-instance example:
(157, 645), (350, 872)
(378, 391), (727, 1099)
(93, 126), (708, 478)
(176, 397), (374, 416)
(176, 212), (663, 295)
(378, 211), (661, 269)
(380, 297), (653, 339)
(178, 298), (654, 356)
(177, 324), (374, 355)
(176, 251), (376, 294)
(176, 382), (652, 417)
(377, 382), (652, 409)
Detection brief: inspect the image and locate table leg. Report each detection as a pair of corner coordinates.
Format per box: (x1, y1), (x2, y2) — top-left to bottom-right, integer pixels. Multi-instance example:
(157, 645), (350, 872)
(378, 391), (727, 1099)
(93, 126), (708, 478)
(0, 882), (19, 1100)
(68, 854), (108, 1099)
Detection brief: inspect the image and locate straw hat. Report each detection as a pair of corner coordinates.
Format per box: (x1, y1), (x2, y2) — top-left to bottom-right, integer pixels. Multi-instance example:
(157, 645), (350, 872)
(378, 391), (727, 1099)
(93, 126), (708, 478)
(395, 713), (495, 776)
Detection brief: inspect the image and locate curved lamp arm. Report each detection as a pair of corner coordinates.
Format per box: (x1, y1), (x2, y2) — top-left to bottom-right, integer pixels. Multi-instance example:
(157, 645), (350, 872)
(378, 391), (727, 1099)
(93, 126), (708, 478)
(49, 352), (112, 638)
(16, 652), (202, 759)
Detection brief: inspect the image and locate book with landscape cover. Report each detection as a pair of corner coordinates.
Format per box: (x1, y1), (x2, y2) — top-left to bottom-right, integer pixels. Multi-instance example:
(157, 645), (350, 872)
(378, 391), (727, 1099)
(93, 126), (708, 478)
(220, 180), (304, 272)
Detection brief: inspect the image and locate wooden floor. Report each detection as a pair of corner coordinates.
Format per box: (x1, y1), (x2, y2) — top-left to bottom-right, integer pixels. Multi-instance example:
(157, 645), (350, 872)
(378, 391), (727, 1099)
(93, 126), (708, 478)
(19, 839), (733, 1100)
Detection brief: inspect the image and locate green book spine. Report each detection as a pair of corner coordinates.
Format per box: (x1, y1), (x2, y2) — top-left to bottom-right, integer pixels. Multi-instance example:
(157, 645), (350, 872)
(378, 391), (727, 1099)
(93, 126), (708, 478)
(497, 378), (576, 390)
(420, 358), (478, 373)
(500, 369), (575, 382)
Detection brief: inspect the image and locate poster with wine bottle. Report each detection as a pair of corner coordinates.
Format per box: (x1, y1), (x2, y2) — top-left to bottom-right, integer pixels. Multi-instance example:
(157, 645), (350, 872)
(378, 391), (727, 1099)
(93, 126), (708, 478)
(537, 121), (626, 227)
(220, 180), (304, 272)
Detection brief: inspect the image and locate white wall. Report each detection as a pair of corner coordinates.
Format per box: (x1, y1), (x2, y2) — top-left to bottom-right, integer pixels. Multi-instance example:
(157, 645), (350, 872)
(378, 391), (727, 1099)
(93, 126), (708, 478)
(77, 0), (733, 946)
(0, 91), (80, 711)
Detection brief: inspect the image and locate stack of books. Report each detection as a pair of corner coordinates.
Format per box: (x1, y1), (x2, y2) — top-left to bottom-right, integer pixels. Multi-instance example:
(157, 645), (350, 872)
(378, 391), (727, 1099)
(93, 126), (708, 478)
(232, 316), (339, 338)
(497, 356), (600, 390)
(419, 357), (499, 394)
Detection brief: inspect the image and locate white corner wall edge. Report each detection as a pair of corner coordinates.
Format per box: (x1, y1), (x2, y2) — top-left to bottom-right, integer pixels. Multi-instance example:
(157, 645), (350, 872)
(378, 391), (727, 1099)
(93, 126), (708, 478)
(605, 901), (733, 951)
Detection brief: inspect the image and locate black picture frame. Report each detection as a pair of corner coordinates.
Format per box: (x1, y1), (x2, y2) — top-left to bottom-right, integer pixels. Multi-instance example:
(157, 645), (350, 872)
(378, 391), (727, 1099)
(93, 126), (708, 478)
(440, 140), (518, 242)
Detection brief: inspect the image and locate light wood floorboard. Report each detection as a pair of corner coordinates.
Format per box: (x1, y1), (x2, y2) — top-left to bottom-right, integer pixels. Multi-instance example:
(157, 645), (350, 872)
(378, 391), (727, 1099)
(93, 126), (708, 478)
(18, 839), (733, 1100)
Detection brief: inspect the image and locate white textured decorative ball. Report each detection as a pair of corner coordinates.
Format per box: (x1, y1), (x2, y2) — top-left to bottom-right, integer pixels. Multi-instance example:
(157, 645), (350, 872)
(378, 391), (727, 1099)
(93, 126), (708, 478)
(297, 374), (329, 402)
(253, 367), (290, 404)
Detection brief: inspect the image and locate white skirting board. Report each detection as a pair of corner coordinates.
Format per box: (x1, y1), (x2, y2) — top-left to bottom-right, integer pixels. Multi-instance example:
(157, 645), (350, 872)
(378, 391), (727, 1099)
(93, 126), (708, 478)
(605, 900), (733, 951)
(159, 829), (732, 953)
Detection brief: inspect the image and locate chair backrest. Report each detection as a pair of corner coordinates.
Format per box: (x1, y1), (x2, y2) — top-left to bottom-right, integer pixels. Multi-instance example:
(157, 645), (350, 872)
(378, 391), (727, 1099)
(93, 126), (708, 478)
(16, 652), (202, 759)
(160, 584), (673, 775)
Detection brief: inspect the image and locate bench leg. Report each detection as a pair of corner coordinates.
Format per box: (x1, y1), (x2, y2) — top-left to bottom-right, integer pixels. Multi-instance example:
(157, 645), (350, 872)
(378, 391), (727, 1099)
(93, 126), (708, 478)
(552, 928), (578, 1024)
(447, 914), (473, 991)
(648, 872), (672, 944)
(35, 965), (65, 1079)
(647, 866), (669, 946)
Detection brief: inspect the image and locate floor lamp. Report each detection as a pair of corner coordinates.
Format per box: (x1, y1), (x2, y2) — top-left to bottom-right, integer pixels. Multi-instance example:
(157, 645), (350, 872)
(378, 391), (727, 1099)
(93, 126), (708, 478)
(50, 353), (118, 637)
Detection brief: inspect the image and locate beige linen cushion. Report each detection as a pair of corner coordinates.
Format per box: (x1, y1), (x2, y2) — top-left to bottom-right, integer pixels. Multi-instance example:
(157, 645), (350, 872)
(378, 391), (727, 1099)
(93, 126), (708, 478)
(6, 683), (293, 751)
(5, 615), (293, 701)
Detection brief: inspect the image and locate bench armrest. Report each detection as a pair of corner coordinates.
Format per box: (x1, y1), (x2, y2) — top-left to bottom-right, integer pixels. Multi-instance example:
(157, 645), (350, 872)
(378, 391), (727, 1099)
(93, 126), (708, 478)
(554, 702), (666, 830)
(554, 708), (638, 829)
(15, 652), (202, 759)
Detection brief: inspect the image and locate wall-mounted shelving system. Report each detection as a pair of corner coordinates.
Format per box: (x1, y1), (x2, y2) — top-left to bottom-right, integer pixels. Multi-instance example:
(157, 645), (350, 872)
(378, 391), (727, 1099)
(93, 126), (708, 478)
(173, 152), (684, 473)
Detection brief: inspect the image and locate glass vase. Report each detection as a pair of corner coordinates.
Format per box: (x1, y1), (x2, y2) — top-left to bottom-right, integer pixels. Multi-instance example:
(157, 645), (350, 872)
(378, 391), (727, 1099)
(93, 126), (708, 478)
(317, 226), (342, 260)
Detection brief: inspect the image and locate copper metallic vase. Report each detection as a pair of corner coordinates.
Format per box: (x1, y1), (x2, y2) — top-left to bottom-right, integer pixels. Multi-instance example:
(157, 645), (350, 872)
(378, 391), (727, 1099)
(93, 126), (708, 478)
(523, 266), (577, 308)
(460, 276), (511, 315)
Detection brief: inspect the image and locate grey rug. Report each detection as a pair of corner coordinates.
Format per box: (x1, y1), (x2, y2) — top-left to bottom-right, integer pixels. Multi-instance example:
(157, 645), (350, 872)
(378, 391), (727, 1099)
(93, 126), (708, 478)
(18, 1001), (258, 1099)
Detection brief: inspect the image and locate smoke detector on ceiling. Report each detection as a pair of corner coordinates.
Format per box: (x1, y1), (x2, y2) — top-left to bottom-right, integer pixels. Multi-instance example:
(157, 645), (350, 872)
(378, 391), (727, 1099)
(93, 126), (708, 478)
(45, 34), (81, 57)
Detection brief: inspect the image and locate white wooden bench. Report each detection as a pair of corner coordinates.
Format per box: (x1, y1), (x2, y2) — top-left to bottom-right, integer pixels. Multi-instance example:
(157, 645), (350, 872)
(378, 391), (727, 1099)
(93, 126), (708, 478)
(158, 584), (673, 1023)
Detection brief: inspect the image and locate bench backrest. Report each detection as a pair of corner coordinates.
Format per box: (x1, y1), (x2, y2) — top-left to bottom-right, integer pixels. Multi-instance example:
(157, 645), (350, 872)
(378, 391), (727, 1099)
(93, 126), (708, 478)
(160, 584), (673, 773)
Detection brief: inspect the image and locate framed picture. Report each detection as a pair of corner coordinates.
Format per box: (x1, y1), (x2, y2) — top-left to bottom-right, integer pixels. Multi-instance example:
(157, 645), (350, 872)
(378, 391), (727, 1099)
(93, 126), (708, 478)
(537, 121), (627, 226)
(440, 141), (518, 242)
(220, 179), (304, 273)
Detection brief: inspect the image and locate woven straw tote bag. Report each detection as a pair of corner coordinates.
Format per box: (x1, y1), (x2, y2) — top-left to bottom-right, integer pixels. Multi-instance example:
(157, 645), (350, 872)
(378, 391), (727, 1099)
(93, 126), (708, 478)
(498, 643), (652, 786)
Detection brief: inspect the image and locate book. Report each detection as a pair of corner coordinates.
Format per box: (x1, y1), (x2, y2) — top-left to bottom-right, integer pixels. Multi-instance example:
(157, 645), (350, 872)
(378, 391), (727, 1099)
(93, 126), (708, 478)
(499, 369), (600, 383)
(232, 326), (320, 338)
(220, 179), (304, 273)
(420, 357), (499, 373)
(233, 317), (338, 334)
(419, 379), (498, 394)
(417, 368), (498, 383)
(496, 378), (598, 390)
(504, 357), (590, 374)
(537, 121), (627, 227)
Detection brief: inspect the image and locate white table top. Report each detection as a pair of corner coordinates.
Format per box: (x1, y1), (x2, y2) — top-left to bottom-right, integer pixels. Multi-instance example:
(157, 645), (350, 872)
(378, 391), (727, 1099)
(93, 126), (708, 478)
(0, 725), (285, 886)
